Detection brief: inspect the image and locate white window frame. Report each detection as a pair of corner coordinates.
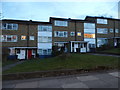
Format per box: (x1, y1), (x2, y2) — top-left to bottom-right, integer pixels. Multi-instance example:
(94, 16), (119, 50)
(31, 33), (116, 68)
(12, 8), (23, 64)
(2, 23), (18, 30)
(54, 31), (68, 37)
(97, 19), (107, 24)
(54, 20), (68, 27)
(38, 49), (52, 55)
(77, 32), (81, 36)
(109, 28), (114, 33)
(38, 36), (52, 43)
(1, 35), (17, 42)
(29, 36), (34, 40)
(115, 29), (119, 33)
(84, 23), (95, 29)
(21, 35), (26, 40)
(70, 32), (75, 36)
(38, 25), (52, 32)
(97, 28), (108, 34)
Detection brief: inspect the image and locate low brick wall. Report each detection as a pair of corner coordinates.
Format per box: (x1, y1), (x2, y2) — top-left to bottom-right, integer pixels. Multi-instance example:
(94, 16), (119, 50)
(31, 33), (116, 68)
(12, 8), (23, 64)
(2, 66), (115, 80)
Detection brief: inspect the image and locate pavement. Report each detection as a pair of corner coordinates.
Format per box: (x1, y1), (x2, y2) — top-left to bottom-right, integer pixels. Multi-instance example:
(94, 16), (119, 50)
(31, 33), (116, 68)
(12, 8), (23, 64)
(2, 70), (120, 89)
(2, 61), (25, 71)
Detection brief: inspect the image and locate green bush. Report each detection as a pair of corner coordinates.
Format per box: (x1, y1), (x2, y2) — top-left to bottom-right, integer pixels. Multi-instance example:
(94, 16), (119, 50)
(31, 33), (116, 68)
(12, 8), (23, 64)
(96, 44), (113, 51)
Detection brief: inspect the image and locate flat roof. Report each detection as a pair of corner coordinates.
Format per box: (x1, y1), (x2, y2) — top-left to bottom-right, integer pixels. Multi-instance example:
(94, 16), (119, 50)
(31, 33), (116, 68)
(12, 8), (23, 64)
(2, 19), (52, 24)
(85, 16), (120, 21)
(50, 17), (94, 23)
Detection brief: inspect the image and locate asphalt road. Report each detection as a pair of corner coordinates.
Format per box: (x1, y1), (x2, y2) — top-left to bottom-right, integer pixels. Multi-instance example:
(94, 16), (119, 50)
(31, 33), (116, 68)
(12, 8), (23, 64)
(2, 70), (120, 89)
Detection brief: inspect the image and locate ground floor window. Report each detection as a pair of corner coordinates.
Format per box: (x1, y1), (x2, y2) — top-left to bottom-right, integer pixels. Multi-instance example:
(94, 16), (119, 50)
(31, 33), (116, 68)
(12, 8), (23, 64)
(97, 38), (108, 47)
(9, 48), (15, 55)
(38, 49), (52, 55)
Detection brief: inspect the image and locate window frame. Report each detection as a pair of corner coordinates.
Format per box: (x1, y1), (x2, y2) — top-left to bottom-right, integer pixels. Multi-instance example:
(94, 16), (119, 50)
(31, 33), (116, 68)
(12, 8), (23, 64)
(38, 25), (52, 32)
(77, 32), (81, 36)
(109, 28), (114, 33)
(1, 35), (17, 42)
(97, 19), (108, 24)
(29, 36), (35, 40)
(97, 28), (108, 34)
(70, 32), (75, 36)
(2, 23), (18, 30)
(38, 49), (52, 55)
(54, 20), (68, 27)
(38, 36), (52, 43)
(54, 31), (68, 37)
(21, 35), (26, 40)
(115, 29), (119, 33)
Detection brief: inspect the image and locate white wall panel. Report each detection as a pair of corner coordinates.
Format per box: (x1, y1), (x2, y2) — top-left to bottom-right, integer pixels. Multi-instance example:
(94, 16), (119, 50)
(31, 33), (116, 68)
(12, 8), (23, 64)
(38, 32), (52, 37)
(38, 43), (52, 49)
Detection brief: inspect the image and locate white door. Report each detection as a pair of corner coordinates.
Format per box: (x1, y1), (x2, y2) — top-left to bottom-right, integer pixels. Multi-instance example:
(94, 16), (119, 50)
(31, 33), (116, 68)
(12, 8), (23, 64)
(74, 43), (78, 52)
(18, 50), (26, 59)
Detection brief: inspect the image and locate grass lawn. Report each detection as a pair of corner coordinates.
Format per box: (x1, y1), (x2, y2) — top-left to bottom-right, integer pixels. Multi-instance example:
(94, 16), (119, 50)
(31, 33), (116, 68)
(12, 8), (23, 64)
(3, 54), (119, 74)
(100, 48), (120, 54)
(2, 60), (18, 67)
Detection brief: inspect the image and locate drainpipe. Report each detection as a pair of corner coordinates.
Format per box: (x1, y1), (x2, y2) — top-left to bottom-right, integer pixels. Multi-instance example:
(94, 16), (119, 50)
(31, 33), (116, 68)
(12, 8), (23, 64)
(113, 20), (116, 47)
(75, 21), (77, 41)
(27, 23), (29, 47)
(95, 19), (97, 52)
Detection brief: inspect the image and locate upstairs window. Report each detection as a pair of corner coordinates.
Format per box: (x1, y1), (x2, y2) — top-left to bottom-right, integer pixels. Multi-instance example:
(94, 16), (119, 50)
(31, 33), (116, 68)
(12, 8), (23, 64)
(70, 32), (75, 36)
(54, 31), (68, 37)
(97, 19), (107, 24)
(2, 23), (18, 30)
(77, 32), (81, 36)
(29, 36), (34, 40)
(38, 36), (52, 43)
(97, 28), (108, 34)
(1, 35), (17, 42)
(109, 28), (114, 33)
(21, 35), (26, 40)
(115, 29), (119, 33)
(54, 20), (68, 27)
(84, 23), (95, 29)
(38, 25), (52, 32)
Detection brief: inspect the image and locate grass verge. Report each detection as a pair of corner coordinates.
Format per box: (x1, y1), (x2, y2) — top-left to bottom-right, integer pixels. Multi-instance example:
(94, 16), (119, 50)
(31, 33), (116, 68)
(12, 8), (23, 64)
(3, 54), (119, 74)
(100, 48), (120, 54)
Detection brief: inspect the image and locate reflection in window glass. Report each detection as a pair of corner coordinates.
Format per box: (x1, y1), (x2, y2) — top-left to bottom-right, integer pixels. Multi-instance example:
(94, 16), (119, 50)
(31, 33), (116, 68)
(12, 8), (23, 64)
(97, 28), (108, 34)
(97, 19), (107, 24)
(1, 35), (17, 42)
(54, 20), (68, 26)
(109, 28), (113, 33)
(97, 38), (108, 47)
(70, 32), (75, 36)
(38, 25), (52, 32)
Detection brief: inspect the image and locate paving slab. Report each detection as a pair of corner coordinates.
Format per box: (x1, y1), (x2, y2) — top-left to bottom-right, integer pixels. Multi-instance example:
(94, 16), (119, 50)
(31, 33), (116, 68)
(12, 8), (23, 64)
(83, 80), (111, 88)
(2, 84), (16, 88)
(108, 72), (120, 78)
(77, 75), (99, 81)
(15, 81), (38, 88)
(62, 82), (89, 88)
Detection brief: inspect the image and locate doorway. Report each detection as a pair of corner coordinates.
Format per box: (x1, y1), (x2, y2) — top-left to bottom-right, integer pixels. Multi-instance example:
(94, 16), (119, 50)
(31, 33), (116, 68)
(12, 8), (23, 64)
(28, 50), (32, 59)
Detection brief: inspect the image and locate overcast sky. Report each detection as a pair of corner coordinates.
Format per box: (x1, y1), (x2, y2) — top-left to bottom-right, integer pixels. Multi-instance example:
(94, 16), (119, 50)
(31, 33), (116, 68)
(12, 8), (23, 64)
(1, 0), (119, 21)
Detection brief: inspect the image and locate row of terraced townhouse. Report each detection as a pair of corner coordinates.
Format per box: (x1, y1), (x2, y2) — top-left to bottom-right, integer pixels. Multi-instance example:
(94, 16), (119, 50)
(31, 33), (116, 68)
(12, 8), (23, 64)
(1, 16), (120, 60)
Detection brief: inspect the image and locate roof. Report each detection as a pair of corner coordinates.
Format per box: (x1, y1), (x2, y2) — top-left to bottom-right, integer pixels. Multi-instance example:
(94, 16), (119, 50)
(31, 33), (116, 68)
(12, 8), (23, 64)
(50, 17), (94, 23)
(85, 16), (120, 21)
(2, 19), (52, 24)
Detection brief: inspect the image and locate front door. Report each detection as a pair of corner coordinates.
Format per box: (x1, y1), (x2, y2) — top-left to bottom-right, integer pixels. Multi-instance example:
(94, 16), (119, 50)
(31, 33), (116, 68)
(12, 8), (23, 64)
(17, 50), (26, 60)
(74, 43), (78, 52)
(28, 50), (32, 59)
